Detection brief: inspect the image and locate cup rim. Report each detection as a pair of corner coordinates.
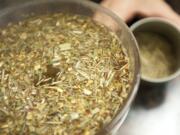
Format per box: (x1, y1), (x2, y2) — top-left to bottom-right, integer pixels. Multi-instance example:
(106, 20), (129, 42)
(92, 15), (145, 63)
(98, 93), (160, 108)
(130, 17), (180, 83)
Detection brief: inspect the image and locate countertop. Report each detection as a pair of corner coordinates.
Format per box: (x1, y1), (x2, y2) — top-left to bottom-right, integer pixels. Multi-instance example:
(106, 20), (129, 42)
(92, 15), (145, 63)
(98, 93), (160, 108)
(117, 77), (180, 135)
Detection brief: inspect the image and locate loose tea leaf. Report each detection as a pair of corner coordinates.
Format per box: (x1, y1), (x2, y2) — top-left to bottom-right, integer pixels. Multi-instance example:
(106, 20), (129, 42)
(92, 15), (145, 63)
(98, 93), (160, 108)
(135, 32), (176, 79)
(0, 13), (131, 135)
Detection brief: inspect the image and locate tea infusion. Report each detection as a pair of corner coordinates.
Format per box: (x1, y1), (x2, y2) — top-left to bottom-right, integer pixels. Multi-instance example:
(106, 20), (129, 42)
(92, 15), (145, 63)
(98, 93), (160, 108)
(135, 32), (176, 79)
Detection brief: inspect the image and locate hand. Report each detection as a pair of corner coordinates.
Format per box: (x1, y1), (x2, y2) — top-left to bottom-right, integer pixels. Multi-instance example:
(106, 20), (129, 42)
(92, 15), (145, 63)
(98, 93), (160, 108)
(100, 0), (180, 26)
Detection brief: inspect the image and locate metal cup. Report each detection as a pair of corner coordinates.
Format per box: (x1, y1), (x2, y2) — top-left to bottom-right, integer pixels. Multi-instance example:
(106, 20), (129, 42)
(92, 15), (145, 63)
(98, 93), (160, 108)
(131, 17), (180, 84)
(130, 18), (180, 108)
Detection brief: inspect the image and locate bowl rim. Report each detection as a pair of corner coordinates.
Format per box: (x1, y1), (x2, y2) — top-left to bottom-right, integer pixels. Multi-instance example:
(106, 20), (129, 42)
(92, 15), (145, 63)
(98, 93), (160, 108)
(0, 0), (141, 134)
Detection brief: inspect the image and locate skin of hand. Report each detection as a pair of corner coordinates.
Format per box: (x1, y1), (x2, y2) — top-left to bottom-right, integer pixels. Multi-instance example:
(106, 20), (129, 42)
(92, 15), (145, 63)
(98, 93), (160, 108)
(100, 0), (180, 26)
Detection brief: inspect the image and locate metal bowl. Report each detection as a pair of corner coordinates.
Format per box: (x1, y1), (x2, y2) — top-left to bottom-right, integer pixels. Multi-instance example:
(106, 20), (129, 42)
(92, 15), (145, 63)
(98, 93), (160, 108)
(0, 0), (140, 134)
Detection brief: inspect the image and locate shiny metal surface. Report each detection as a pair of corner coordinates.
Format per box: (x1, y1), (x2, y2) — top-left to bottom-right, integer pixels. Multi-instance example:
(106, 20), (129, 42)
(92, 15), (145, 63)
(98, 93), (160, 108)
(117, 77), (180, 135)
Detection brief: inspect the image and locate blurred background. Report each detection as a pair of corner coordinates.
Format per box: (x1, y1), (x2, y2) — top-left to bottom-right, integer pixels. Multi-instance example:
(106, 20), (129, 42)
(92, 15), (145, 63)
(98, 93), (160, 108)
(0, 0), (179, 135)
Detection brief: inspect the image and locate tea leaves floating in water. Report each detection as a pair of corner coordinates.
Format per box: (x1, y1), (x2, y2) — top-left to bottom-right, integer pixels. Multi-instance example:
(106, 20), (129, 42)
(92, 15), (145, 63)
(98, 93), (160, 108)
(0, 13), (131, 135)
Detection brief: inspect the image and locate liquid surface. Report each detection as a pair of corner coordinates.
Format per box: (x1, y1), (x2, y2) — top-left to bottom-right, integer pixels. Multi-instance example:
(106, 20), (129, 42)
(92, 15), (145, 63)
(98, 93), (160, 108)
(135, 32), (176, 79)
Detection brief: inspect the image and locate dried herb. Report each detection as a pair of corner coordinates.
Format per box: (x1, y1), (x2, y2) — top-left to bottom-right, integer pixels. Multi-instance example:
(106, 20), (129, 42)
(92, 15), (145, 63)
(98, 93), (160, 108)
(0, 13), (131, 135)
(135, 32), (176, 79)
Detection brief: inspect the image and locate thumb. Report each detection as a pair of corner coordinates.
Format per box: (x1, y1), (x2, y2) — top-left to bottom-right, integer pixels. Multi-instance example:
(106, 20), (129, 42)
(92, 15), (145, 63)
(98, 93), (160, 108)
(157, 2), (180, 28)
(139, 1), (180, 28)
(100, 0), (136, 22)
